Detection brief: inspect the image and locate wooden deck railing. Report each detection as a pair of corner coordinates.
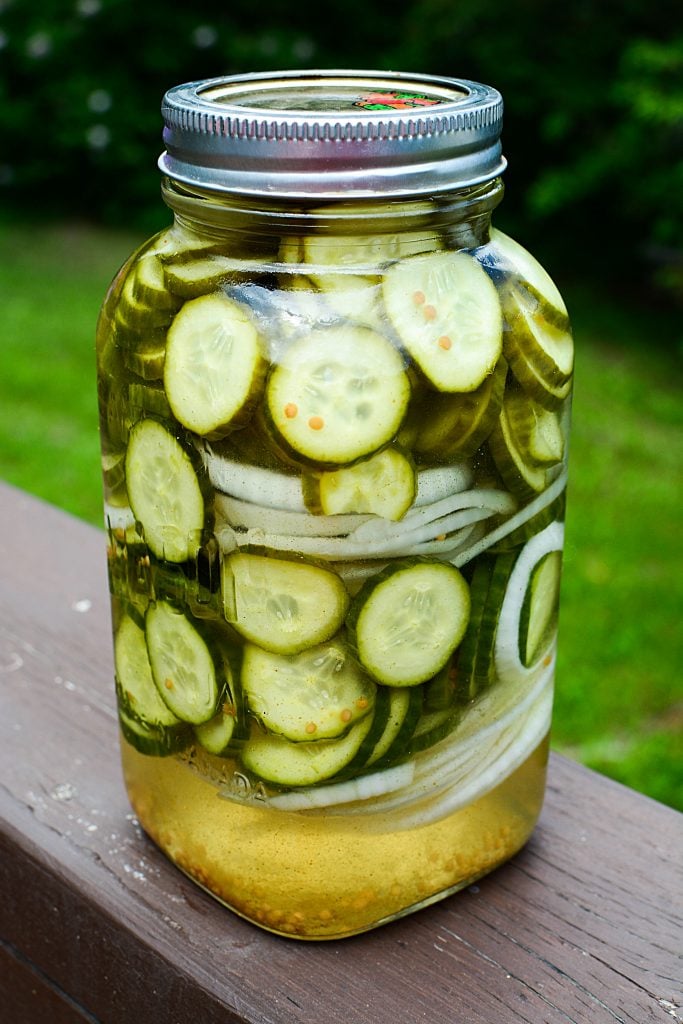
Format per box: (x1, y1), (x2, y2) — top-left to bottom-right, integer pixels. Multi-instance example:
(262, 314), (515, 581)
(1, 480), (681, 1023)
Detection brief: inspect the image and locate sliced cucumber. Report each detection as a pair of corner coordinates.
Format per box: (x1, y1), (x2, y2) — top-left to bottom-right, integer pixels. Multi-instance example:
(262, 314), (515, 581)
(504, 293), (574, 390)
(456, 552), (517, 699)
(413, 355), (507, 459)
(118, 706), (190, 758)
(101, 450), (127, 507)
(127, 381), (173, 421)
(504, 387), (564, 468)
(519, 549), (563, 666)
(507, 339), (573, 411)
(265, 324), (410, 466)
(241, 638), (375, 742)
(164, 292), (267, 439)
(383, 251), (502, 393)
(366, 686), (423, 767)
(163, 254), (248, 298)
(222, 551), (349, 655)
(194, 702), (238, 756)
(348, 559), (471, 687)
(489, 387), (553, 502)
(311, 274), (385, 330)
(241, 714), (376, 787)
(302, 230), (435, 272)
(123, 336), (166, 381)
(115, 271), (176, 336)
(125, 417), (209, 563)
(409, 705), (460, 753)
(114, 614), (182, 728)
(489, 228), (569, 327)
(302, 445), (416, 521)
(145, 600), (222, 724)
(132, 252), (182, 312)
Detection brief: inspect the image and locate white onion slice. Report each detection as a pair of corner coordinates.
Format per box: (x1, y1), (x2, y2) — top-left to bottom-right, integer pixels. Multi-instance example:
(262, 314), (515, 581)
(268, 762), (415, 811)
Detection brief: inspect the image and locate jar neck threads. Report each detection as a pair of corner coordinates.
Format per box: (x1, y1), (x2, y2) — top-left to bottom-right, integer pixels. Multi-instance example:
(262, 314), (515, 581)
(161, 176), (505, 250)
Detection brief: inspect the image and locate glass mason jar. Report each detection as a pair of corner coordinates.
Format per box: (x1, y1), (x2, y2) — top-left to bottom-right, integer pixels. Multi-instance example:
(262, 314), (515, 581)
(97, 70), (573, 940)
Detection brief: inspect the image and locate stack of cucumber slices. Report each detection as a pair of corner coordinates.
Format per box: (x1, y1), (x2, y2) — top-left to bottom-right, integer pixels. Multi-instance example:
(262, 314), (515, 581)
(100, 218), (571, 821)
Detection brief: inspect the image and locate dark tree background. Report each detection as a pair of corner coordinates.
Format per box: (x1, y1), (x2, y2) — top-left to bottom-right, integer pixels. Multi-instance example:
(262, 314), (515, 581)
(1, 0), (681, 302)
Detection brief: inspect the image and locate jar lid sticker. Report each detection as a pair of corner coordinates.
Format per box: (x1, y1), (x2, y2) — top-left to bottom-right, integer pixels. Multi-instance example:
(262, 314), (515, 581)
(198, 74), (470, 114)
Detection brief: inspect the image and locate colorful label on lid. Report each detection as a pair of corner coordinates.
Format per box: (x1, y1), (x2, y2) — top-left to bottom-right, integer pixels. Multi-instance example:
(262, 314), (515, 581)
(354, 90), (443, 111)
(202, 76), (463, 114)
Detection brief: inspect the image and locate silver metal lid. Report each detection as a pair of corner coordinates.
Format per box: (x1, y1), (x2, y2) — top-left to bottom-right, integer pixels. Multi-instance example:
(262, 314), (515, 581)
(159, 69), (506, 199)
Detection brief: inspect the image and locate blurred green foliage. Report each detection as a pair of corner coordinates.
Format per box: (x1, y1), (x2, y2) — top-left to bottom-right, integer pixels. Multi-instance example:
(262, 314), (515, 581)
(1, 0), (682, 300)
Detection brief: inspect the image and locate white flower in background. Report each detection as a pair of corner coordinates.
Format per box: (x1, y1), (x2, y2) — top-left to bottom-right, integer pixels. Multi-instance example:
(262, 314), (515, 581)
(292, 37), (315, 61)
(76, 0), (101, 16)
(192, 25), (218, 49)
(26, 32), (52, 59)
(86, 124), (110, 150)
(0, 165), (14, 186)
(0, 31), (7, 50)
(88, 89), (112, 114)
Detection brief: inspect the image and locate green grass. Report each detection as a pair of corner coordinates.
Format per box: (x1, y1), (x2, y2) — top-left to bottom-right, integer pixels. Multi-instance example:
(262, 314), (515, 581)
(1, 221), (681, 810)
(0, 222), (138, 521)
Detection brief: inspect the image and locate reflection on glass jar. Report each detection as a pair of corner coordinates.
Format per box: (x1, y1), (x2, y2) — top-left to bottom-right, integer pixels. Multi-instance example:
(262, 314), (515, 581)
(97, 70), (573, 939)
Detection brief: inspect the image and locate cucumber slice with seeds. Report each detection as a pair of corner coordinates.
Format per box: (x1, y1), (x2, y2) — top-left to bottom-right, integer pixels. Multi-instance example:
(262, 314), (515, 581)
(348, 559), (471, 687)
(125, 417), (209, 563)
(383, 251), (503, 393)
(241, 638), (375, 742)
(241, 714), (376, 787)
(146, 600), (222, 724)
(165, 292), (267, 439)
(413, 356), (507, 459)
(222, 551), (350, 655)
(302, 445), (416, 520)
(115, 614), (182, 728)
(265, 325), (410, 466)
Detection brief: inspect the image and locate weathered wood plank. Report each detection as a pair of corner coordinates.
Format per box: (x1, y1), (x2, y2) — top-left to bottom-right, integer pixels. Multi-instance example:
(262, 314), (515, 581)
(0, 941), (96, 1024)
(0, 480), (681, 1024)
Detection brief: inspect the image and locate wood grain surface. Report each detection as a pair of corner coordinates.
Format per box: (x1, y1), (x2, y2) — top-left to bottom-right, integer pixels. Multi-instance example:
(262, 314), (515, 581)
(0, 480), (681, 1024)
